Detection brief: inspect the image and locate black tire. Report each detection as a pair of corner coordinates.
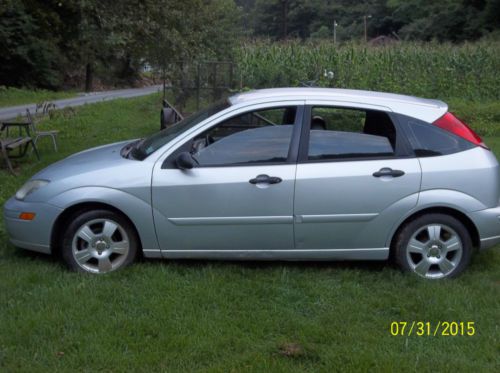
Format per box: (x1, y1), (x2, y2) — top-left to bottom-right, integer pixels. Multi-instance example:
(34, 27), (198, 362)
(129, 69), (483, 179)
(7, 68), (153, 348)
(393, 213), (473, 279)
(61, 209), (139, 274)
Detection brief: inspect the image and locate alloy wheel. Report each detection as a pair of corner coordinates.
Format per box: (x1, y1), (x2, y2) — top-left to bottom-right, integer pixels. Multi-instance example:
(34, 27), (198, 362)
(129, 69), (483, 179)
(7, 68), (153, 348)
(71, 218), (130, 274)
(406, 224), (463, 279)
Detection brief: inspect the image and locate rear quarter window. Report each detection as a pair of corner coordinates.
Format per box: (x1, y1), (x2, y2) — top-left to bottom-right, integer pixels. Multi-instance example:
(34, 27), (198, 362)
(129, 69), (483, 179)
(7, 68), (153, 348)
(396, 114), (475, 157)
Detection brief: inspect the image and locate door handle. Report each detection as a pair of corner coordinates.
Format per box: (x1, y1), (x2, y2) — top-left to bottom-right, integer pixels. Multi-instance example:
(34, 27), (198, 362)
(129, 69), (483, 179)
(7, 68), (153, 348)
(249, 174), (282, 185)
(372, 168), (405, 178)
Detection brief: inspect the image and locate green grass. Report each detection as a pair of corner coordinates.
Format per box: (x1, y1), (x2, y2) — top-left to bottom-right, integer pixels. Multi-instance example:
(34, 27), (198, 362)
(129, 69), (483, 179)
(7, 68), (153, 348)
(0, 94), (499, 371)
(0, 86), (77, 108)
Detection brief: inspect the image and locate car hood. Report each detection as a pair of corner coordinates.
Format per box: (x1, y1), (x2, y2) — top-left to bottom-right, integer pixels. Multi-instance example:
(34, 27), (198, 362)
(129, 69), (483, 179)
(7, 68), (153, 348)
(25, 139), (154, 203)
(33, 140), (133, 180)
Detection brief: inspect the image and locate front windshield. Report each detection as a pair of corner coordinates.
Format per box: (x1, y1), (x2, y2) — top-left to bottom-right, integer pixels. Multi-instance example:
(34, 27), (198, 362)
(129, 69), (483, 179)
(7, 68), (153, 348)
(131, 99), (230, 160)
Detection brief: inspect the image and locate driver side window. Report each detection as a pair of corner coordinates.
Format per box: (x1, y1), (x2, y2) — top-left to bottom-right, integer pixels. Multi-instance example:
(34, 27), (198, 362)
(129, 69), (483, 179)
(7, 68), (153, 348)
(189, 106), (298, 166)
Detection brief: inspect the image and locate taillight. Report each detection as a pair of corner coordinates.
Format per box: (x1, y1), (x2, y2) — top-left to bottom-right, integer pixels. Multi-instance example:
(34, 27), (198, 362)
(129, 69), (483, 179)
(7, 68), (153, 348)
(433, 112), (488, 149)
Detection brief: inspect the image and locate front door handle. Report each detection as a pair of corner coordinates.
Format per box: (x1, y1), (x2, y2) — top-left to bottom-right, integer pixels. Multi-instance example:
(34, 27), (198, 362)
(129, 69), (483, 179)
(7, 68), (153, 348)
(373, 168), (405, 178)
(249, 174), (282, 185)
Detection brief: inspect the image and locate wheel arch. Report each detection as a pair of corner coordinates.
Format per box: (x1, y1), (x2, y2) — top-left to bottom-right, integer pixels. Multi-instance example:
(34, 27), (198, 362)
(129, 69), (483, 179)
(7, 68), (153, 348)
(50, 202), (143, 257)
(389, 206), (480, 259)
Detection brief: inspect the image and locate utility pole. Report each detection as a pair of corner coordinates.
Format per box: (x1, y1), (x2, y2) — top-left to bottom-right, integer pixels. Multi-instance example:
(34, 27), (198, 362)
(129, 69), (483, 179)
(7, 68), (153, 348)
(333, 19), (338, 45)
(364, 14), (372, 43)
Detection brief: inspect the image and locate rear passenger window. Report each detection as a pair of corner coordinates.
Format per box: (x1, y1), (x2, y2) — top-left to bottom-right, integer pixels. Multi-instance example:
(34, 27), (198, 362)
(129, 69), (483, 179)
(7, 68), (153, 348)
(398, 115), (475, 157)
(307, 107), (397, 161)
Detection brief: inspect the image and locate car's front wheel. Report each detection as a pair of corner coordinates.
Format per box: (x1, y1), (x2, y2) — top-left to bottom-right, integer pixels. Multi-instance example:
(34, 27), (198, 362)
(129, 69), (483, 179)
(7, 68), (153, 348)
(394, 213), (473, 279)
(61, 209), (139, 274)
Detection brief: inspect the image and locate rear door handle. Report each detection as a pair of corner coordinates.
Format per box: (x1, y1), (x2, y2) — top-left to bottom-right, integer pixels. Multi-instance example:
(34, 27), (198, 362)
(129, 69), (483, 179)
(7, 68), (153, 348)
(249, 174), (282, 185)
(372, 168), (405, 178)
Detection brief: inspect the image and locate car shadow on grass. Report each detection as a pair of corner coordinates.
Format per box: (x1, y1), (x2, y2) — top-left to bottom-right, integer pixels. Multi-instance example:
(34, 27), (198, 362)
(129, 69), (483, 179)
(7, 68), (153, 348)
(142, 256), (391, 273)
(8, 245), (60, 265)
(3, 241), (390, 274)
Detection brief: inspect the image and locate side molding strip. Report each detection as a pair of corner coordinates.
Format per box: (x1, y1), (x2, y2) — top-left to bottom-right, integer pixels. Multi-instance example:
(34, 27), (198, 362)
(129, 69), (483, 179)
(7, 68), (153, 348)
(168, 216), (293, 226)
(295, 213), (379, 223)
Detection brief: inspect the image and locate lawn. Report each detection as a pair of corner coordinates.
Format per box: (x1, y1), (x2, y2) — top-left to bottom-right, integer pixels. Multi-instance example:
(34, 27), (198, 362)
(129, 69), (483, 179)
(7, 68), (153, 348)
(0, 87), (77, 108)
(0, 94), (499, 372)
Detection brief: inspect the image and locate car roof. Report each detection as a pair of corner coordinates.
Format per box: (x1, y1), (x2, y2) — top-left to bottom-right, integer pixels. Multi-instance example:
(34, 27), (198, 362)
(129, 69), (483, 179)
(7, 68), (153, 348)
(229, 88), (448, 122)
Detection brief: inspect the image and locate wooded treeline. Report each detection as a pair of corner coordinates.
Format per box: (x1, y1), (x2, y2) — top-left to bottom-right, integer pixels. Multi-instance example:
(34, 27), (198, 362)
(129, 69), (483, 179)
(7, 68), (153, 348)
(238, 0), (500, 41)
(1, 0), (499, 91)
(0, 0), (239, 90)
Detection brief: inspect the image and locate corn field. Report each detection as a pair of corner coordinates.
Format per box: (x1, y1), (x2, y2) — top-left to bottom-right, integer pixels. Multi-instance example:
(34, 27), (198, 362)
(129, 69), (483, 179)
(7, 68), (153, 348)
(236, 40), (500, 101)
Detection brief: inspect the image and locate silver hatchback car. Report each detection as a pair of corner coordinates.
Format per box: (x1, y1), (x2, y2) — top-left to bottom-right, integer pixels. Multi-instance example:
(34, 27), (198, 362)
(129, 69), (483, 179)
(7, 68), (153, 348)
(4, 88), (500, 278)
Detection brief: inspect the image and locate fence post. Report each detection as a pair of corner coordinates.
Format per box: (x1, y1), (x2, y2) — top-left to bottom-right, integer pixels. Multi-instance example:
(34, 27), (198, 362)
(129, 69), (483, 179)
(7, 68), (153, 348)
(229, 63), (234, 91)
(196, 63), (201, 110)
(162, 67), (166, 101)
(212, 62), (217, 102)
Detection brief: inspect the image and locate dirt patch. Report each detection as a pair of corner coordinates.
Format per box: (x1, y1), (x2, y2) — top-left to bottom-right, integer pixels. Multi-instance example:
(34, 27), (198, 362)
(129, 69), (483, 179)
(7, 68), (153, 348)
(278, 342), (305, 358)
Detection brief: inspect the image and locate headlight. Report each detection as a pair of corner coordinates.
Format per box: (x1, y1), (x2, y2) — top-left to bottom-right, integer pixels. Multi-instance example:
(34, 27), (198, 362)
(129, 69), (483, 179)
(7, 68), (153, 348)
(15, 179), (50, 200)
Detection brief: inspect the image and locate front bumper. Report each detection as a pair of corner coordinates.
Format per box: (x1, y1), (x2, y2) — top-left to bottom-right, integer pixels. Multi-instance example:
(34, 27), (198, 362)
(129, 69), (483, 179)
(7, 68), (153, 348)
(468, 205), (500, 250)
(3, 197), (63, 254)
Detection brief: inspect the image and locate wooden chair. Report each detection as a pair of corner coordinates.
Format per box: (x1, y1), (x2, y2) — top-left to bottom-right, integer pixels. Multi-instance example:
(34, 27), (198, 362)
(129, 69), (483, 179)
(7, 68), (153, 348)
(26, 108), (59, 151)
(0, 122), (40, 174)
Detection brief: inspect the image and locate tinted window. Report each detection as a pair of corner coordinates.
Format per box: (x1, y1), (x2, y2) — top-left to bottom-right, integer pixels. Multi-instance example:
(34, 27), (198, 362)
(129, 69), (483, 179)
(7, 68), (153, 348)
(309, 131), (393, 160)
(307, 107), (396, 161)
(195, 126), (293, 165)
(189, 106), (297, 166)
(398, 115), (475, 156)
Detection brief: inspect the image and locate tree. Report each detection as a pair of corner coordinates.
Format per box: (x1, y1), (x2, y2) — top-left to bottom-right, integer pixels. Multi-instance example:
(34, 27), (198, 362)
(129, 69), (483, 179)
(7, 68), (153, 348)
(133, 0), (240, 107)
(134, 0), (239, 76)
(0, 0), (68, 88)
(246, 0), (500, 42)
(0, 0), (241, 90)
(74, 0), (142, 91)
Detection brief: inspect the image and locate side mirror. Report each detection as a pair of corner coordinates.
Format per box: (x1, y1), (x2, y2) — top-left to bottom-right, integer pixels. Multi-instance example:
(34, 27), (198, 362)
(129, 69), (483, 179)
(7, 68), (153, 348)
(175, 152), (196, 170)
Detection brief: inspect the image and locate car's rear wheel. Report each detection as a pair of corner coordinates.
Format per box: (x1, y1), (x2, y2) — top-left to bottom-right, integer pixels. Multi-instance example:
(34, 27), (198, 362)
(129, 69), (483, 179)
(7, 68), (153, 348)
(61, 210), (138, 274)
(394, 213), (472, 279)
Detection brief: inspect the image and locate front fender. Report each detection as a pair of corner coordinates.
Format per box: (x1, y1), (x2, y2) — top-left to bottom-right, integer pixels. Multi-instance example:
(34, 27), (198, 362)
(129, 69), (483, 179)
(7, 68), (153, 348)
(48, 187), (160, 255)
